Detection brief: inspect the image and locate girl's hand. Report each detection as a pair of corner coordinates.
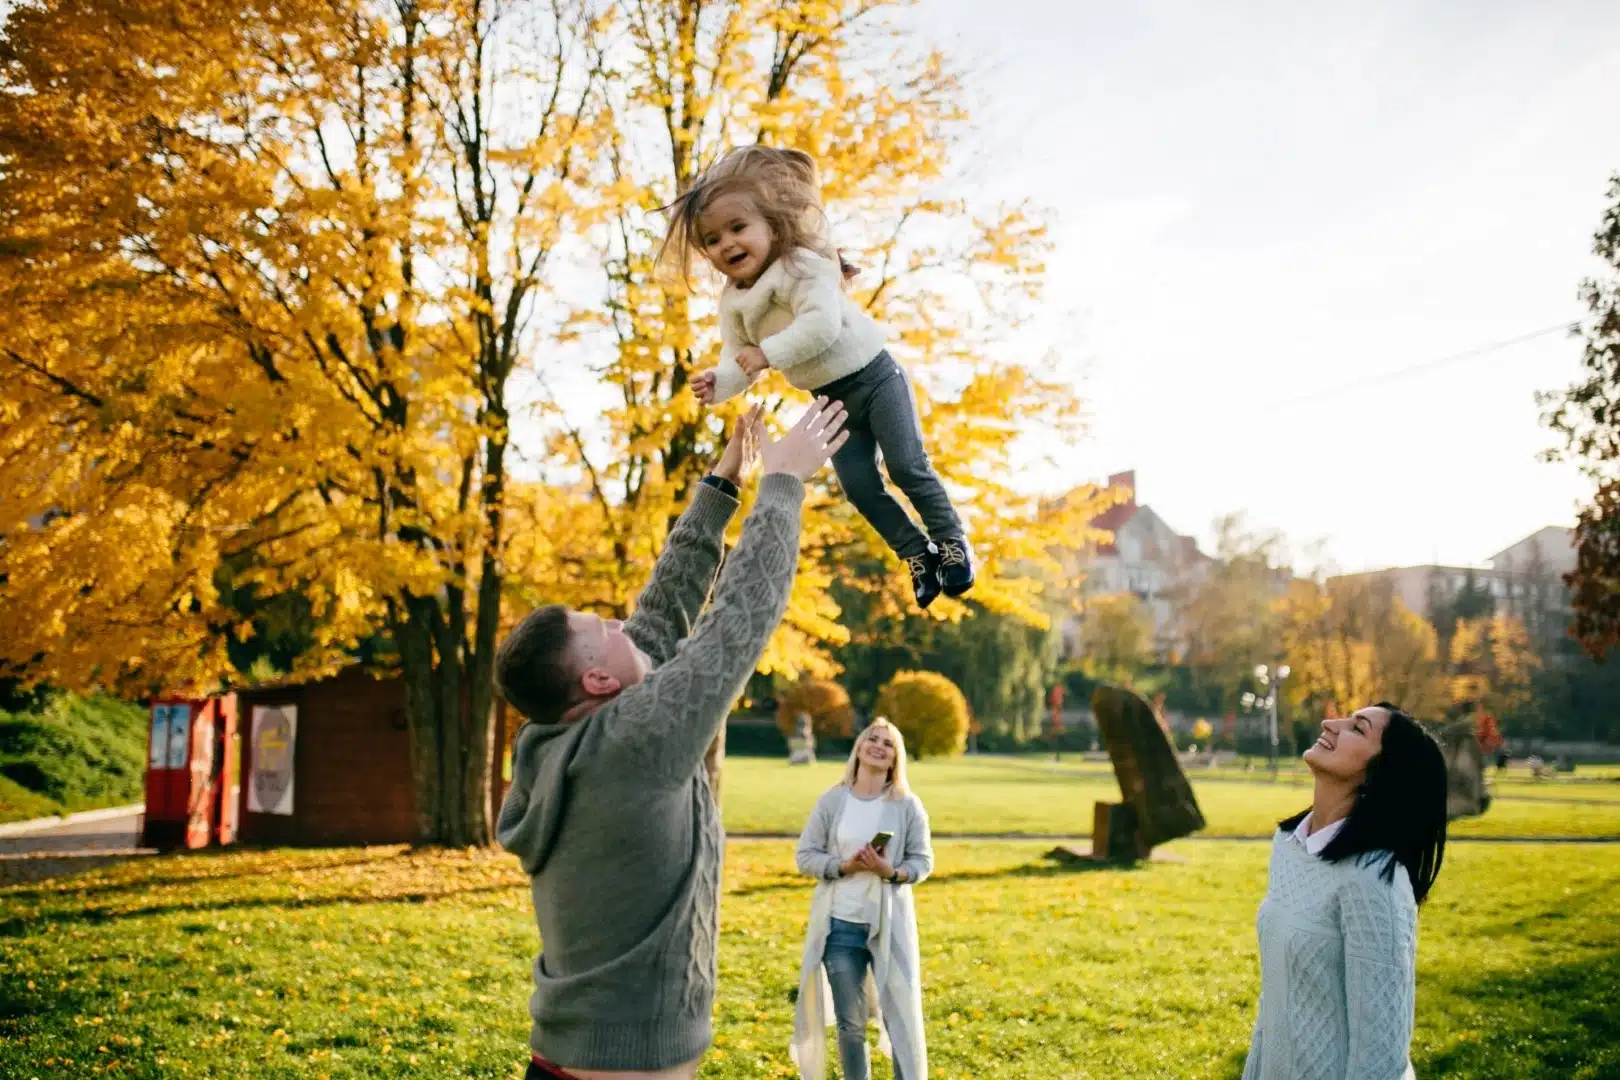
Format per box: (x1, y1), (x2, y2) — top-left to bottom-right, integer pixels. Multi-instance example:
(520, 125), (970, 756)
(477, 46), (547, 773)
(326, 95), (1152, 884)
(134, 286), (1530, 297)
(692, 370), (717, 404)
(737, 346), (769, 378)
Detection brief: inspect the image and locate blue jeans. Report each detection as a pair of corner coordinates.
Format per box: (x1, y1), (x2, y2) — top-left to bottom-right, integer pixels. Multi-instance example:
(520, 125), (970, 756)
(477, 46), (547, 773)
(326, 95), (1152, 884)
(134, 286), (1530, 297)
(821, 352), (963, 560)
(824, 917), (908, 1080)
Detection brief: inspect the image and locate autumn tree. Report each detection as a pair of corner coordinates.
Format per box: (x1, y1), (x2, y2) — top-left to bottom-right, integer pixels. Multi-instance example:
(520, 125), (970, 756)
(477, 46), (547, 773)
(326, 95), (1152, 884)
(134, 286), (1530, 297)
(775, 678), (854, 740)
(518, 0), (1101, 670)
(1074, 591), (1157, 690)
(1164, 514), (1288, 708)
(0, 0), (1099, 841)
(0, 0), (604, 844)
(1278, 576), (1446, 719)
(1447, 614), (1540, 727)
(1542, 172), (1620, 660)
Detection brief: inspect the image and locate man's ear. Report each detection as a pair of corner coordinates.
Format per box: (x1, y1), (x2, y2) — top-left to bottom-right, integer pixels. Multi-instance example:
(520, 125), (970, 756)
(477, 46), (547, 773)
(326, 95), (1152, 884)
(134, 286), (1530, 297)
(579, 667), (622, 698)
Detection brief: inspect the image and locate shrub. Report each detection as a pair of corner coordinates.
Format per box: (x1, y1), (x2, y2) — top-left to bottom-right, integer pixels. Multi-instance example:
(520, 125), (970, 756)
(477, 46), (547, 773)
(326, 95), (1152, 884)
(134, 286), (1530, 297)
(874, 671), (970, 759)
(775, 679), (855, 740)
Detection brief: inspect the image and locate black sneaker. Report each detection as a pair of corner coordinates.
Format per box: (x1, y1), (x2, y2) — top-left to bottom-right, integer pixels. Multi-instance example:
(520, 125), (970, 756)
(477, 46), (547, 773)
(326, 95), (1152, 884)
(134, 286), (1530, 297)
(905, 544), (943, 609)
(937, 537), (974, 597)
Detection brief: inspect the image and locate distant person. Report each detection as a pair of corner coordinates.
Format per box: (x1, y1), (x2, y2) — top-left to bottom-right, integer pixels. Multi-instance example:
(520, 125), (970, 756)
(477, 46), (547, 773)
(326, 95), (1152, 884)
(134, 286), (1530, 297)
(1240, 702), (1448, 1080)
(495, 400), (848, 1080)
(1495, 747), (1509, 774)
(791, 718), (934, 1080)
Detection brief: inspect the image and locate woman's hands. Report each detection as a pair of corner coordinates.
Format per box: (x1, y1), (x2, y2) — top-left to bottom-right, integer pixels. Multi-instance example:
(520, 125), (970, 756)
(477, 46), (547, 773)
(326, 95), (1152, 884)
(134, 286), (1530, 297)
(841, 844), (900, 881)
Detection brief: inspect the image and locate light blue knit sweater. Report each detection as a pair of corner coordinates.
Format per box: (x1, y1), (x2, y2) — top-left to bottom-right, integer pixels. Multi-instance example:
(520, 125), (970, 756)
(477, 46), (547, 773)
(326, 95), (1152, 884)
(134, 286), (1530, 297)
(1241, 829), (1418, 1080)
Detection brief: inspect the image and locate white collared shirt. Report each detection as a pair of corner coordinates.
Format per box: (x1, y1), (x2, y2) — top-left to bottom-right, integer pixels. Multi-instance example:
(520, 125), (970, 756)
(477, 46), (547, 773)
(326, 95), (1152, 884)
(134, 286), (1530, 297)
(1292, 811), (1345, 857)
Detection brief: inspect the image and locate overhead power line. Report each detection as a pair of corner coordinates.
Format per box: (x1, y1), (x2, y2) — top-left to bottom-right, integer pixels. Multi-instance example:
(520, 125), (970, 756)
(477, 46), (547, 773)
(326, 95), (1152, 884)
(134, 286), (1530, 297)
(1267, 321), (1577, 408)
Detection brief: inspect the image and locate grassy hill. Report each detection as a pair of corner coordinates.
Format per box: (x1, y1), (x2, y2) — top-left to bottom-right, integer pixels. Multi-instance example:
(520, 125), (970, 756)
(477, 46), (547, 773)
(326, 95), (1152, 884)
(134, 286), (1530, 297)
(0, 693), (148, 824)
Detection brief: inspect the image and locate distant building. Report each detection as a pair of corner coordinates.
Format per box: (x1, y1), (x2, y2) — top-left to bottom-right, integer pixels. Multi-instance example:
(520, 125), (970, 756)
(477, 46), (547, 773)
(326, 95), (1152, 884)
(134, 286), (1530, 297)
(1059, 470), (1210, 658)
(1328, 525), (1576, 655)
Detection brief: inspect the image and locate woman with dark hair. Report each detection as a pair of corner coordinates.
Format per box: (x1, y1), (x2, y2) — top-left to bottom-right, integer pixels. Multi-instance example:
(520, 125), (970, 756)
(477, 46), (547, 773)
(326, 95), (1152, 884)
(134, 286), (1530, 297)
(1241, 702), (1448, 1080)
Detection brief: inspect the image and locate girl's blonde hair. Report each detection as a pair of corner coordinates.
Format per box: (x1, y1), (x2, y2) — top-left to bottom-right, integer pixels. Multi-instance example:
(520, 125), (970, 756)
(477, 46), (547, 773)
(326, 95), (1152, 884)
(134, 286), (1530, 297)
(840, 717), (911, 799)
(656, 145), (851, 287)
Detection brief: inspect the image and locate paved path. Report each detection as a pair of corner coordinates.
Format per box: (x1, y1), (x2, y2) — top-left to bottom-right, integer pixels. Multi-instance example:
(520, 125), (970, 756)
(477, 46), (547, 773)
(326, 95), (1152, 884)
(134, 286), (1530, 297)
(0, 806), (153, 887)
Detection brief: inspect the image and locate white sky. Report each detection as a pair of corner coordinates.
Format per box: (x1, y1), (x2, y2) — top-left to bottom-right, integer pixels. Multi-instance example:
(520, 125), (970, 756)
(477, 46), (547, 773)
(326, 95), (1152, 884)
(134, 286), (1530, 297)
(911, 0), (1620, 573)
(4, 0), (1615, 574)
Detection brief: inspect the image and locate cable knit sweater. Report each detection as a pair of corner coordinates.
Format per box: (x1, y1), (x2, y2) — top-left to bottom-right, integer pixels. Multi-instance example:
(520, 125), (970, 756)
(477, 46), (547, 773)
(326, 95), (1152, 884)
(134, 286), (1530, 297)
(497, 476), (805, 1071)
(709, 248), (887, 404)
(1242, 829), (1419, 1080)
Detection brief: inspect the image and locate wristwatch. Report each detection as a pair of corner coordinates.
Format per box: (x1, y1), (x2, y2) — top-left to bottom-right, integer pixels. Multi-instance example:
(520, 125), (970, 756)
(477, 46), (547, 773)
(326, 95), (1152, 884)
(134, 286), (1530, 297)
(700, 473), (739, 499)
(886, 870), (903, 884)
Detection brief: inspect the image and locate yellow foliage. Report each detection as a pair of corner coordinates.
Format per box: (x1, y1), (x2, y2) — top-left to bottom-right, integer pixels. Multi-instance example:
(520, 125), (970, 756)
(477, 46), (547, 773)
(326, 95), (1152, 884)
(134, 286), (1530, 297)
(874, 670), (971, 759)
(0, 0), (1108, 832)
(1277, 578), (1446, 719)
(775, 679), (855, 739)
(1447, 615), (1539, 719)
(0, 0), (608, 842)
(512, 0), (1107, 675)
(1075, 592), (1156, 683)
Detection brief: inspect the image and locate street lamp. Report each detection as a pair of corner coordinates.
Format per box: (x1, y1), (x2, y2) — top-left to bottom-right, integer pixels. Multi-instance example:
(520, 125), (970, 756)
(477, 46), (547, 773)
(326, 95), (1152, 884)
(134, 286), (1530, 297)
(1251, 663), (1291, 776)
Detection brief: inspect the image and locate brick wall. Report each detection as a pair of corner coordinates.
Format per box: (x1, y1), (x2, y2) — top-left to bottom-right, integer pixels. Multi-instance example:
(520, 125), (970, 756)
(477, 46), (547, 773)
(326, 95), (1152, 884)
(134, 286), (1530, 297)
(237, 668), (417, 845)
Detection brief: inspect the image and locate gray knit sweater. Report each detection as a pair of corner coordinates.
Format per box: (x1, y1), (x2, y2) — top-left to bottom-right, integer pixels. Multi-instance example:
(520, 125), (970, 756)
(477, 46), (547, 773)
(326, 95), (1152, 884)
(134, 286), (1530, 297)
(497, 475), (804, 1071)
(1242, 829), (1419, 1080)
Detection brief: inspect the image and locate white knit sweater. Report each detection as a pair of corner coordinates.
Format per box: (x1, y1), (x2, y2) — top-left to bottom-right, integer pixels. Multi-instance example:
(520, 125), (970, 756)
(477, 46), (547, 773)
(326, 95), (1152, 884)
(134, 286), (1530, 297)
(1242, 829), (1419, 1080)
(709, 248), (886, 403)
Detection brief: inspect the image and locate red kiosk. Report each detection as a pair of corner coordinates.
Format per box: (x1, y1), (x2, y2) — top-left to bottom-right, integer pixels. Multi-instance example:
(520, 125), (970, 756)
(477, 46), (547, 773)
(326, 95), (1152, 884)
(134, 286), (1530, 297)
(141, 695), (241, 850)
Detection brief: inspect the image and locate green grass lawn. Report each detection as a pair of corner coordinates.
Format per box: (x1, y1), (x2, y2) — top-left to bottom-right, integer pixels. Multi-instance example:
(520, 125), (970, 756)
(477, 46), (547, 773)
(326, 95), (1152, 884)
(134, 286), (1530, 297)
(720, 756), (1620, 838)
(2, 840), (1615, 1079)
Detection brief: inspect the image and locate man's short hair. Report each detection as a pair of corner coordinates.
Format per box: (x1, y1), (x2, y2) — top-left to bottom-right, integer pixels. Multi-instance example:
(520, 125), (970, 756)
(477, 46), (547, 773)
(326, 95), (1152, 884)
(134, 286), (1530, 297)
(494, 604), (576, 723)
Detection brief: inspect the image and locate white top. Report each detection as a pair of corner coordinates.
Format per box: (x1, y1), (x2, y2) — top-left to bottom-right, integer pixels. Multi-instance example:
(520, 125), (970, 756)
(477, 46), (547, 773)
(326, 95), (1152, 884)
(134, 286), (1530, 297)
(828, 790), (886, 924)
(709, 248), (887, 403)
(1291, 811), (1345, 856)
(1242, 830), (1419, 1080)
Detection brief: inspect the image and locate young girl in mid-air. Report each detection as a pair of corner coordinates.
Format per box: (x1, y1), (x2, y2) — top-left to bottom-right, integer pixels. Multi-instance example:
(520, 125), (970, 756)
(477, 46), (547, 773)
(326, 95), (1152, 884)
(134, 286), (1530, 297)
(658, 145), (972, 609)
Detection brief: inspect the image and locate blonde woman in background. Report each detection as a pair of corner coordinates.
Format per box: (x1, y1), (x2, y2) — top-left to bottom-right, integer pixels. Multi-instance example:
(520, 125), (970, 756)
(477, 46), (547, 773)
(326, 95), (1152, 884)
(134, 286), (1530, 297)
(791, 718), (934, 1080)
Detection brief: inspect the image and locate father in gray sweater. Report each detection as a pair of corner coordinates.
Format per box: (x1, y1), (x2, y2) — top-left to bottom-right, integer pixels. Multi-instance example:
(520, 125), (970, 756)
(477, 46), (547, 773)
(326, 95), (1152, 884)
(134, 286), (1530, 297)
(495, 399), (849, 1080)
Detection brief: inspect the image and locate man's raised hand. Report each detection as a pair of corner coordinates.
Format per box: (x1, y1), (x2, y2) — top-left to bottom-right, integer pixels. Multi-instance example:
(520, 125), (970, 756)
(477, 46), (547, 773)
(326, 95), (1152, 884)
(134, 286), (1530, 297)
(713, 404), (763, 486)
(761, 397), (850, 482)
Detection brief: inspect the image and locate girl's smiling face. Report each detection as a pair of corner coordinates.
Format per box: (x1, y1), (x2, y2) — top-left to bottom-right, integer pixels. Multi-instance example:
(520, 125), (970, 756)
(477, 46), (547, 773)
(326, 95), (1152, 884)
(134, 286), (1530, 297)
(697, 192), (773, 285)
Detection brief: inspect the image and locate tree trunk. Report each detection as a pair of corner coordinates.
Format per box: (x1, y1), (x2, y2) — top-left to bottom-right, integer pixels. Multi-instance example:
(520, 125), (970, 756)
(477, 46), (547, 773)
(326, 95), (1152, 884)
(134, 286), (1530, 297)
(399, 600), (444, 842)
(398, 594), (497, 847)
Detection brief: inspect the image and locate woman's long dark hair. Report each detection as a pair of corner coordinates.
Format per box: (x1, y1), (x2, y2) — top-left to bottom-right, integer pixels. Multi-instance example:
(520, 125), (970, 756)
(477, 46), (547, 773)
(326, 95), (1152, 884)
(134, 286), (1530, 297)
(1281, 701), (1449, 904)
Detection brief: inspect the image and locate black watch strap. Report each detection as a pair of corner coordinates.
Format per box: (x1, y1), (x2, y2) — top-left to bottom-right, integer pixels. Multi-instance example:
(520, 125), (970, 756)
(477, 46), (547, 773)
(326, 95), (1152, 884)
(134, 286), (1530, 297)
(700, 473), (740, 499)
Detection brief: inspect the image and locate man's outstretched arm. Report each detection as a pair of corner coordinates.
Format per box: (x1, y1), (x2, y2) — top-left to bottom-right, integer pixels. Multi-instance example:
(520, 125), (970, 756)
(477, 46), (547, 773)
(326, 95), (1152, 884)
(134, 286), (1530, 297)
(594, 401), (848, 784)
(622, 409), (760, 665)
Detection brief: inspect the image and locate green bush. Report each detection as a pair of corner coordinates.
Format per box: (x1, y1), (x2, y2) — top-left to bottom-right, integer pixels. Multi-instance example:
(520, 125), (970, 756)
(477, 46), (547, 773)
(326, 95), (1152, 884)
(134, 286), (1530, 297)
(775, 679), (855, 740)
(874, 670), (970, 759)
(0, 774), (60, 823)
(0, 692), (148, 821)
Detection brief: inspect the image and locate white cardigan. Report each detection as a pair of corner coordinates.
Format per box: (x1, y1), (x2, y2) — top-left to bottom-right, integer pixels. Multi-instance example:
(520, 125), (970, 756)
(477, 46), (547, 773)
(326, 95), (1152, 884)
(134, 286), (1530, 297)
(792, 785), (934, 1080)
(1242, 829), (1420, 1080)
(709, 248), (886, 403)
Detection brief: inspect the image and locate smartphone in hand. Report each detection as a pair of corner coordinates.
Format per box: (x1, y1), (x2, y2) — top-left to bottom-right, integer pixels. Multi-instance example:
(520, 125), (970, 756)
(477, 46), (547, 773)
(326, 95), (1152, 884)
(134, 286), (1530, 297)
(870, 831), (894, 853)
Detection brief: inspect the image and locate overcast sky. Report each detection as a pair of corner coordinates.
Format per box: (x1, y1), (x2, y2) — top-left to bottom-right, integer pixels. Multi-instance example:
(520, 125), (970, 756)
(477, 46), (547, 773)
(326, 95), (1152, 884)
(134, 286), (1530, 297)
(912, 0), (1620, 572)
